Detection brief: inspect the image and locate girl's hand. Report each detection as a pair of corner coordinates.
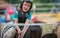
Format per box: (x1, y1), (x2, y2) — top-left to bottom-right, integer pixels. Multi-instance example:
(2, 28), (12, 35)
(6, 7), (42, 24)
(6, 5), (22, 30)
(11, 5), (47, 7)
(18, 30), (21, 35)
(18, 30), (22, 38)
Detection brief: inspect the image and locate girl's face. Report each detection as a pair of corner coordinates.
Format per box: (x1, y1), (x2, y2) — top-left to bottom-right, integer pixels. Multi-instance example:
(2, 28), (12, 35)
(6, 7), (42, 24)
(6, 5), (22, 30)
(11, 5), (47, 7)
(22, 2), (31, 12)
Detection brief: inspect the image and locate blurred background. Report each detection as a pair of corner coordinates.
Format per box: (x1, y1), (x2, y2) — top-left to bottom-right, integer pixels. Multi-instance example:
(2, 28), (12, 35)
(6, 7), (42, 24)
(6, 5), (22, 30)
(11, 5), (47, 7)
(0, 0), (60, 38)
(0, 0), (60, 13)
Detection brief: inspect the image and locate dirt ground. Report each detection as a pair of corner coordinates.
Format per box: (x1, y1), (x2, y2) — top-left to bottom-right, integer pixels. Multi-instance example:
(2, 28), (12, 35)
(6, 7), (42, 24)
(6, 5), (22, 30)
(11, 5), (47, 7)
(33, 13), (58, 24)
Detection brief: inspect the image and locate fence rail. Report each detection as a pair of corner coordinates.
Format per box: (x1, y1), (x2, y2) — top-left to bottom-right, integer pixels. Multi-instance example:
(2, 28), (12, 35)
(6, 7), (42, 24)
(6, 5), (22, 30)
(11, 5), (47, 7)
(1, 23), (59, 26)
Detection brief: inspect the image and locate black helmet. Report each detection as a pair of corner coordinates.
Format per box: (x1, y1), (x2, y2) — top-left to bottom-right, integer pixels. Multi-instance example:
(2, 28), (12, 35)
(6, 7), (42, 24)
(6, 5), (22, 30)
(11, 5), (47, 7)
(20, 0), (33, 12)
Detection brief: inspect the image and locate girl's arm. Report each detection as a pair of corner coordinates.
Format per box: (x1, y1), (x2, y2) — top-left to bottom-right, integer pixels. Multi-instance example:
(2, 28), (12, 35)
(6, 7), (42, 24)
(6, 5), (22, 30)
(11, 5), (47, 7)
(14, 20), (21, 31)
(22, 20), (30, 32)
